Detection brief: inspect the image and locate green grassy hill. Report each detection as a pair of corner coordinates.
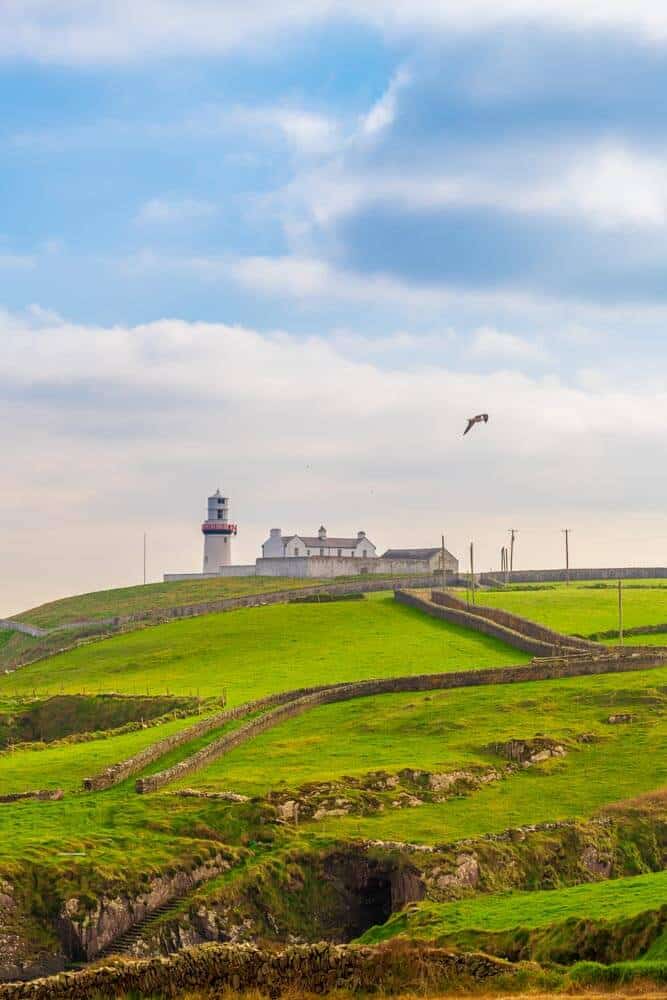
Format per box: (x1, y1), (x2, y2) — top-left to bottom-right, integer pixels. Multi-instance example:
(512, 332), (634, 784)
(360, 870), (667, 944)
(12, 576), (324, 628)
(3, 578), (667, 984)
(0, 593), (525, 702)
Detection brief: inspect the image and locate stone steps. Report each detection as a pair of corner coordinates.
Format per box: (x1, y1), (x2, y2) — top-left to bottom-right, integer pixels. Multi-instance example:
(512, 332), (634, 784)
(93, 897), (185, 960)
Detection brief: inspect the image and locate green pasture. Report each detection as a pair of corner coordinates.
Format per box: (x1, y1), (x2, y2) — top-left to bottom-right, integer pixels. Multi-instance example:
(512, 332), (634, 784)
(0, 594), (526, 704)
(13, 576), (323, 628)
(360, 870), (667, 944)
(178, 665), (667, 795)
(0, 712), (205, 793)
(172, 664), (667, 842)
(480, 584), (667, 637)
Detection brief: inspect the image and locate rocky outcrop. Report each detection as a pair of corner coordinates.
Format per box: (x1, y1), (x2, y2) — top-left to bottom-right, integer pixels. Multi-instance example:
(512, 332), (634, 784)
(0, 880), (64, 983)
(268, 767), (504, 823)
(487, 737), (567, 766)
(56, 853), (235, 960)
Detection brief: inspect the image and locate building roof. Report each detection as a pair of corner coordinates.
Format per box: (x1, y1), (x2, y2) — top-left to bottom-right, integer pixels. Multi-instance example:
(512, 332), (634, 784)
(382, 547), (456, 560)
(283, 535), (375, 549)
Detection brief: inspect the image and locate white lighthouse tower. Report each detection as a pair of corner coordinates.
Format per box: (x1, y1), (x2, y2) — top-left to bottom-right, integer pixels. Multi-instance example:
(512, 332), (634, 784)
(202, 489), (237, 573)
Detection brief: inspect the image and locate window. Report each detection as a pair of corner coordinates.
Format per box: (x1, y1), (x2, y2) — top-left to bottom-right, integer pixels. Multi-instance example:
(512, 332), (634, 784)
(337, 548), (342, 557)
(307, 549), (310, 556)
(294, 547), (300, 556)
(320, 548), (324, 556)
(362, 549), (367, 557)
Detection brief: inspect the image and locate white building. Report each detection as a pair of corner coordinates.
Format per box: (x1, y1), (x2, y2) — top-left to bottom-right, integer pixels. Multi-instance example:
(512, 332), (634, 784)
(262, 525), (377, 560)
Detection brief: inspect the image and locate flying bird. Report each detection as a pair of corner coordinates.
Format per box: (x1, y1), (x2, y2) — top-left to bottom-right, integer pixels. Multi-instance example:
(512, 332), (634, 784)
(463, 413), (489, 436)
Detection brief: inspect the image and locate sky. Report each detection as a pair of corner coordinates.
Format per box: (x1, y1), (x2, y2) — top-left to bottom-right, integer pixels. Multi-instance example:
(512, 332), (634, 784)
(3, 1), (667, 615)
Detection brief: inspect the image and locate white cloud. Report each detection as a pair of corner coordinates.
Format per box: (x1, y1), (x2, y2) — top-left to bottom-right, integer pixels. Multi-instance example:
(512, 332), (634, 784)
(137, 197), (217, 225)
(2, 305), (667, 617)
(7, 2), (667, 65)
(468, 327), (551, 365)
(279, 143), (667, 239)
(361, 68), (411, 138)
(232, 106), (340, 156)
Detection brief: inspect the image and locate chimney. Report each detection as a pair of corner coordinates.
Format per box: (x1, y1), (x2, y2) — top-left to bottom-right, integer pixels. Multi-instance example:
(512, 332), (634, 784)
(318, 525), (327, 540)
(357, 530), (366, 539)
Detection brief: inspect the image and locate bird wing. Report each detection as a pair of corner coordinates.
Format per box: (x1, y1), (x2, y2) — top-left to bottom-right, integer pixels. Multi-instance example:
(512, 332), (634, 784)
(463, 418), (475, 435)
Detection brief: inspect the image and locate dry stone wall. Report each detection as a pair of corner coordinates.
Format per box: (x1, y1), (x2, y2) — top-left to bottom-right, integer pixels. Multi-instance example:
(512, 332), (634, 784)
(136, 637), (667, 793)
(83, 685), (335, 791)
(480, 567), (667, 584)
(0, 620), (47, 639)
(397, 590), (564, 655)
(428, 589), (600, 651)
(0, 941), (514, 1000)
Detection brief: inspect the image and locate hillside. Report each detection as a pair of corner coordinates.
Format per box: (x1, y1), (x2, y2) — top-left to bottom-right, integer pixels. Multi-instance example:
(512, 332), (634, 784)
(11, 576), (323, 628)
(3, 580), (667, 994)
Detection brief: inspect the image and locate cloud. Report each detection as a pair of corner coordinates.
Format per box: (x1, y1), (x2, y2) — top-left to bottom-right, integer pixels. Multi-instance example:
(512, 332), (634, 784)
(7, 2), (667, 66)
(232, 106), (341, 156)
(468, 327), (551, 364)
(361, 68), (411, 138)
(3, 305), (667, 617)
(136, 197), (217, 225)
(277, 143), (667, 240)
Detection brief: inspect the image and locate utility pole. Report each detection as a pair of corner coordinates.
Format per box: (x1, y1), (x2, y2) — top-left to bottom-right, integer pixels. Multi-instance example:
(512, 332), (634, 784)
(143, 532), (147, 586)
(441, 535), (447, 592)
(508, 529), (518, 575)
(618, 579), (624, 645)
(469, 541), (476, 605)
(562, 529), (571, 586)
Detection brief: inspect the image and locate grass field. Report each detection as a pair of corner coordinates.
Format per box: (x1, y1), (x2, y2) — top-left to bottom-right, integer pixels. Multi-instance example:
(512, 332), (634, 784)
(3, 579), (667, 977)
(178, 666), (667, 796)
(169, 664), (667, 843)
(360, 870), (667, 944)
(13, 576), (326, 628)
(0, 712), (206, 793)
(0, 594), (527, 703)
(480, 584), (667, 637)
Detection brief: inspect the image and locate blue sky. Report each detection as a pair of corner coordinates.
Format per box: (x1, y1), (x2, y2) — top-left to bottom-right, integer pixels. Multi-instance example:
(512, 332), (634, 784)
(3, 2), (667, 613)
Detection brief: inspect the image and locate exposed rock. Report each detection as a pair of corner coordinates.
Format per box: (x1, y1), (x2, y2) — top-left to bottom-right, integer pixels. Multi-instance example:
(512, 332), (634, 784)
(56, 853), (235, 960)
(433, 854), (480, 891)
(607, 713), (635, 724)
(174, 789), (249, 802)
(487, 737), (567, 765)
(581, 845), (613, 877)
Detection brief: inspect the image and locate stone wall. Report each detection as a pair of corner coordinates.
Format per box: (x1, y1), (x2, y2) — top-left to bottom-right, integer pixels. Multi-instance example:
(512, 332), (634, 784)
(479, 567), (667, 584)
(136, 635), (667, 794)
(0, 941), (513, 1000)
(397, 590), (563, 656)
(428, 589), (599, 651)
(83, 685), (336, 791)
(0, 620), (47, 638)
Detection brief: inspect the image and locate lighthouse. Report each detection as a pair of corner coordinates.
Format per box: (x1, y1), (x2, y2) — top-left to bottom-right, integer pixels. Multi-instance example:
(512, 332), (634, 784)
(202, 489), (237, 573)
